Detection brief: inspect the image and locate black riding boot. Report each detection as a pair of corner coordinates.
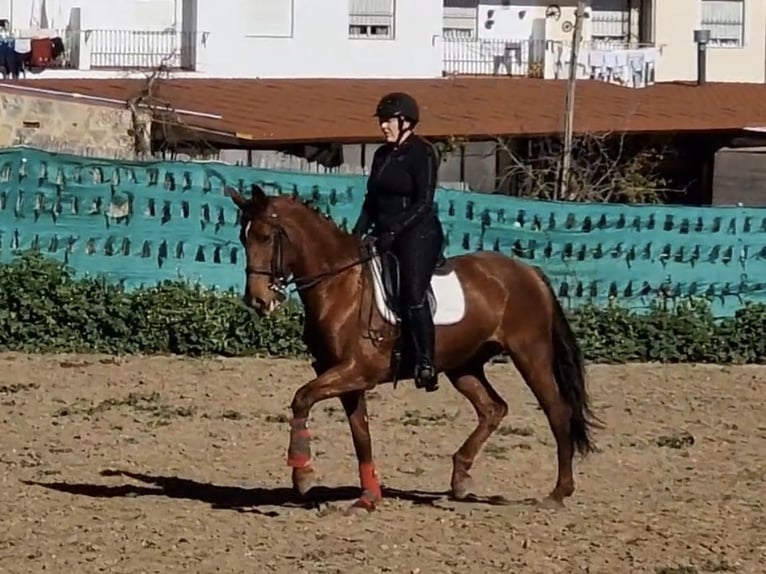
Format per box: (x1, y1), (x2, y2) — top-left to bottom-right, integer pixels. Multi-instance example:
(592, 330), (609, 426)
(407, 302), (438, 392)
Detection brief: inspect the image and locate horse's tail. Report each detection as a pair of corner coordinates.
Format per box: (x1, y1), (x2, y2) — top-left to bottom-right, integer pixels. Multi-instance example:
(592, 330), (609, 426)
(533, 266), (603, 456)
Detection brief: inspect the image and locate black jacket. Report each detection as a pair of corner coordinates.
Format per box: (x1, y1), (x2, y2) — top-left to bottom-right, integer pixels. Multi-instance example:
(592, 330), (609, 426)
(353, 135), (441, 238)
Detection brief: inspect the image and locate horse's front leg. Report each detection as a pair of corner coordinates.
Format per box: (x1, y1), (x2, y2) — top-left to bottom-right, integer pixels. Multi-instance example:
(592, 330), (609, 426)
(287, 361), (373, 501)
(339, 390), (382, 510)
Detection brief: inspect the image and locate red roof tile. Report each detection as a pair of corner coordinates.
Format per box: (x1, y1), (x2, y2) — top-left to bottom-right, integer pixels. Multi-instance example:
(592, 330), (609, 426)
(4, 77), (766, 144)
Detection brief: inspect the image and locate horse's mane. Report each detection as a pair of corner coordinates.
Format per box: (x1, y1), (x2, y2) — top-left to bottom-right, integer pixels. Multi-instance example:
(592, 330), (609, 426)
(233, 181), (353, 238)
(273, 194), (351, 236)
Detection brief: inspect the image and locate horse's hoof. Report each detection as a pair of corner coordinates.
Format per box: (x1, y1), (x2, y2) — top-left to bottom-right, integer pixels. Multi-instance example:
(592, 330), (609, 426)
(537, 495), (565, 510)
(346, 497), (378, 514)
(291, 466), (315, 496)
(450, 475), (474, 501)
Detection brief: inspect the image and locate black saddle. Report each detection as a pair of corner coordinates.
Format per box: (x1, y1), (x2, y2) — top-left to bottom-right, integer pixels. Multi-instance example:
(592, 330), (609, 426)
(373, 246), (451, 386)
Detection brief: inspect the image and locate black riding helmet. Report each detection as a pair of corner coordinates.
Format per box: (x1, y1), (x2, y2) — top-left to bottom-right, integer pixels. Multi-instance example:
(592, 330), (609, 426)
(374, 92), (420, 126)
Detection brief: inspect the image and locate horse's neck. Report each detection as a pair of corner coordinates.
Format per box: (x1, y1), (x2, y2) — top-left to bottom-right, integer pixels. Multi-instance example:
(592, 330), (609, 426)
(287, 210), (358, 281)
(286, 212), (362, 330)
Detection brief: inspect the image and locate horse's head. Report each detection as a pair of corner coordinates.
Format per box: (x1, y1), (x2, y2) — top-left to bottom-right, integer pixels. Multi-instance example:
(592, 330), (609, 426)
(226, 179), (358, 316)
(227, 183), (291, 316)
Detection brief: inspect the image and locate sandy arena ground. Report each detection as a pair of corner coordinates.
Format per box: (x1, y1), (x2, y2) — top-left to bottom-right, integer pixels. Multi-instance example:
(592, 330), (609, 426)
(1, 353), (764, 574)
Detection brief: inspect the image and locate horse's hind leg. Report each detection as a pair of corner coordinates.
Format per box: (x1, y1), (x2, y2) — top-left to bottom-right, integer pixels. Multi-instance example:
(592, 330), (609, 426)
(446, 361), (508, 500)
(508, 341), (575, 506)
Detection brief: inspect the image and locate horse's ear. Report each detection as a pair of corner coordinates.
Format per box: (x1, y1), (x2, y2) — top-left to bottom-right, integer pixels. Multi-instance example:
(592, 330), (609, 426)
(251, 184), (268, 208)
(224, 186), (249, 210)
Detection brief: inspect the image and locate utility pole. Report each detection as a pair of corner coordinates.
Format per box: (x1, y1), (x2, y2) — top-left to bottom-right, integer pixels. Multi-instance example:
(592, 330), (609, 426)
(559, 1), (586, 200)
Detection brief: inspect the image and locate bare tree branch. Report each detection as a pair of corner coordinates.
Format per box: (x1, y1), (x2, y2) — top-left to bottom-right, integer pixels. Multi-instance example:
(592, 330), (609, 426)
(125, 48), (217, 160)
(494, 130), (686, 204)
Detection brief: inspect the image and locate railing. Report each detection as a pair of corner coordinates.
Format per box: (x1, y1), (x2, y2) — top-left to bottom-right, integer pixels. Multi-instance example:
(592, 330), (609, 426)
(7, 28), (198, 72)
(442, 37), (552, 78)
(442, 37), (661, 88)
(84, 29), (196, 70)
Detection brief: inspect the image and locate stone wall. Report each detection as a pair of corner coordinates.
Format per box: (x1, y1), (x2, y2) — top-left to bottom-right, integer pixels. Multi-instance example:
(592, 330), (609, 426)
(0, 92), (150, 159)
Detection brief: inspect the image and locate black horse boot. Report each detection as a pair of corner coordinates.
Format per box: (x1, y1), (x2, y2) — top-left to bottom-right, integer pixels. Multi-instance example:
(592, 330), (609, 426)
(407, 302), (438, 392)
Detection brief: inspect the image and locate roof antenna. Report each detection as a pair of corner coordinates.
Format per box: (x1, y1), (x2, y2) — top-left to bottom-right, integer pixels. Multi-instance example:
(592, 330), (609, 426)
(693, 29), (711, 86)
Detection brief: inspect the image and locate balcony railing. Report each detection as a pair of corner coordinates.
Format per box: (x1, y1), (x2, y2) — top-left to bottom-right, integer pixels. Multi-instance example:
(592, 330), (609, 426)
(442, 37), (660, 88)
(443, 38), (551, 78)
(84, 29), (197, 70)
(6, 28), (199, 73)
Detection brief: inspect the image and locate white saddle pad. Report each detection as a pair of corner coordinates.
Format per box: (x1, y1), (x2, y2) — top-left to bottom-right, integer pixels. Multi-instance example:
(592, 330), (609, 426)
(369, 254), (466, 326)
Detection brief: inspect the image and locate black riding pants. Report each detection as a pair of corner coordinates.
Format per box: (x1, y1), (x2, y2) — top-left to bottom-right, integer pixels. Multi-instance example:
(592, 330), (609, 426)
(389, 221), (444, 370)
(391, 222), (444, 310)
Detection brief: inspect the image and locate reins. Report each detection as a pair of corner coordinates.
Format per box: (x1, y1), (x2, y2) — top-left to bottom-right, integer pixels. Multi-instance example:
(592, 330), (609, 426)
(290, 252), (375, 292)
(244, 216), (376, 294)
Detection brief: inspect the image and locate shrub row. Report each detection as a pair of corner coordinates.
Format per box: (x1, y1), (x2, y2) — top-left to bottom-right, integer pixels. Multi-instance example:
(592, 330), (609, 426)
(0, 251), (763, 364)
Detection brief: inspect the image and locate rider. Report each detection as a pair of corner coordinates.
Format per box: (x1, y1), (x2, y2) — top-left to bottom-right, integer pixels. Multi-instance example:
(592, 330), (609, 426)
(352, 91), (445, 393)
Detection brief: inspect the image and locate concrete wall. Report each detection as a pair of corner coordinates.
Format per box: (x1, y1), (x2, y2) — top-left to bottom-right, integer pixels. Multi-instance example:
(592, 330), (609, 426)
(0, 91), (147, 159)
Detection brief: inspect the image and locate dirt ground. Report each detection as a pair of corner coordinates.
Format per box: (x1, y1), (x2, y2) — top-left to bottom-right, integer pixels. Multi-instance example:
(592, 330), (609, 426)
(1, 353), (764, 574)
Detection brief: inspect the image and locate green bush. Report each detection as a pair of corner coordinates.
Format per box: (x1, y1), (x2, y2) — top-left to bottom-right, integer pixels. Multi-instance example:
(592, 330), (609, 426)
(571, 298), (765, 364)
(0, 251), (763, 364)
(0, 251), (305, 358)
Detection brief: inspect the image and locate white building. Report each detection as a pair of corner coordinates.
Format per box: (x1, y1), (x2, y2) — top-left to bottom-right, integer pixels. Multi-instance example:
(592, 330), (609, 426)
(443, 0), (765, 85)
(0, 0), (762, 84)
(0, 0), (443, 78)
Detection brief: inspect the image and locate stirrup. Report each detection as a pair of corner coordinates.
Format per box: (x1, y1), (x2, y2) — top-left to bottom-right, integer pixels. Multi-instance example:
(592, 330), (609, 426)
(414, 363), (438, 392)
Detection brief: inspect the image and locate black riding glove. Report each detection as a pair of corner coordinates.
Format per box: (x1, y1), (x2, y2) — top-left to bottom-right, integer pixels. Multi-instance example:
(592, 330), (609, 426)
(376, 231), (396, 252)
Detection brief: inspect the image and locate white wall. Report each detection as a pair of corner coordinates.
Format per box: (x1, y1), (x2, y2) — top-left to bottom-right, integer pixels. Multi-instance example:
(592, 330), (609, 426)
(4, 0), (179, 30)
(474, 1), (591, 45)
(192, 0), (443, 78)
(6, 0), (443, 78)
(653, 0), (766, 83)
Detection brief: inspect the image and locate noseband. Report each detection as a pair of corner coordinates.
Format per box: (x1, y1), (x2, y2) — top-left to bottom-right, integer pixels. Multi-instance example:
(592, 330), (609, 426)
(243, 214), (290, 295)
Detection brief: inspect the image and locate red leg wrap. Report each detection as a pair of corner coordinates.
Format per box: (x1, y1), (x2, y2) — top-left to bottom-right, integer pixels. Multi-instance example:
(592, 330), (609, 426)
(287, 417), (312, 468)
(359, 462), (382, 500)
(287, 452), (311, 468)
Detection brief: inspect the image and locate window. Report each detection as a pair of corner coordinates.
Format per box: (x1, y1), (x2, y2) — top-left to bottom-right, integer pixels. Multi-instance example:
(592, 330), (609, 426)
(701, 0), (744, 47)
(349, 0), (394, 39)
(443, 28), (474, 39)
(245, 0), (294, 38)
(443, 2), (477, 39)
(590, 0), (631, 44)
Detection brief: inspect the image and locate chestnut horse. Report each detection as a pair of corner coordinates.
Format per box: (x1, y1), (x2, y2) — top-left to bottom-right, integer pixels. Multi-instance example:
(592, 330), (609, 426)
(226, 183), (602, 511)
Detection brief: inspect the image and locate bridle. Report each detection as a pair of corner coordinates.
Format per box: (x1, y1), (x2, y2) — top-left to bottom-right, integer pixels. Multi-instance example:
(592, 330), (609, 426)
(243, 209), (395, 348)
(242, 212), (374, 294)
